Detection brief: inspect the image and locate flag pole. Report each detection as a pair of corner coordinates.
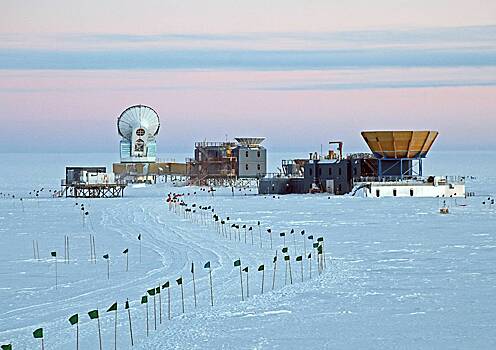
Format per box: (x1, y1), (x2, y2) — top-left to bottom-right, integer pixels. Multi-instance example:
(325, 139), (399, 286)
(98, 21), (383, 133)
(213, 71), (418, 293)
(289, 257), (293, 285)
(167, 286), (171, 320)
(114, 307), (117, 350)
(55, 254), (58, 289)
(146, 301), (149, 336)
(153, 293), (157, 330)
(246, 268), (249, 298)
(285, 257), (288, 285)
(159, 289), (162, 324)
(76, 320), (79, 350)
(272, 252), (277, 290)
(209, 267), (214, 306)
(309, 254), (312, 279)
(180, 283), (185, 313)
(41, 338), (44, 350)
(192, 263), (197, 308)
(97, 314), (103, 350)
(89, 234), (93, 262)
(92, 236), (96, 264)
(127, 302), (134, 346)
(300, 258), (304, 282)
(239, 265), (244, 301)
(303, 232), (306, 256)
(261, 268), (265, 294)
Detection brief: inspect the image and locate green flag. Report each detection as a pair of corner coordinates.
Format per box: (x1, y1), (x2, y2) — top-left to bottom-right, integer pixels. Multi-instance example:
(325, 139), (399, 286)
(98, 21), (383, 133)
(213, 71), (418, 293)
(242, 266), (248, 272)
(147, 288), (156, 296)
(137, 234), (141, 241)
(1, 344), (12, 350)
(296, 256), (303, 262)
(280, 232), (285, 237)
(273, 256), (277, 263)
(103, 254), (109, 259)
(191, 262), (195, 274)
(300, 230), (305, 235)
(176, 277), (183, 285)
(290, 229), (294, 234)
(107, 302), (117, 312)
(156, 286), (160, 294)
(33, 328), (43, 339)
(141, 296), (148, 304)
(125, 300), (130, 309)
(317, 237), (324, 242)
(313, 242), (319, 248)
(248, 227), (252, 231)
(162, 281), (170, 289)
(308, 253), (312, 259)
(284, 255), (290, 261)
(88, 310), (99, 319)
(267, 229), (271, 233)
(233, 259), (241, 267)
(50, 251), (56, 257)
(308, 235), (314, 240)
(122, 248), (128, 254)
(258, 264), (264, 271)
(282, 247), (288, 253)
(318, 245), (323, 254)
(68, 314), (78, 325)
(204, 261), (211, 269)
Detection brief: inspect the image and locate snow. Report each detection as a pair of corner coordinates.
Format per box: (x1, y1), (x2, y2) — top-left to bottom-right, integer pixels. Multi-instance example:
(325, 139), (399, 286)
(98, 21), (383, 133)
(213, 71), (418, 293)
(0, 152), (495, 349)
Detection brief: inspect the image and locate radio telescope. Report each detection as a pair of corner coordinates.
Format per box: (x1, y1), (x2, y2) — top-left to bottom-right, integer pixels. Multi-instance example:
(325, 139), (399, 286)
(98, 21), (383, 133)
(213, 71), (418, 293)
(118, 105), (160, 163)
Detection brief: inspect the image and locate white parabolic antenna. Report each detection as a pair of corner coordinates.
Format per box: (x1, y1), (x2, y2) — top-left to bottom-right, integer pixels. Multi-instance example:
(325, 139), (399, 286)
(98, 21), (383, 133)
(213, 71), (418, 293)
(117, 105), (160, 141)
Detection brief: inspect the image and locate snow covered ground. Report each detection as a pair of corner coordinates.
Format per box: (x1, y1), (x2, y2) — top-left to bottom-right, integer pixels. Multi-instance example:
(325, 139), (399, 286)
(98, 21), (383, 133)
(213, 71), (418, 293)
(0, 152), (495, 349)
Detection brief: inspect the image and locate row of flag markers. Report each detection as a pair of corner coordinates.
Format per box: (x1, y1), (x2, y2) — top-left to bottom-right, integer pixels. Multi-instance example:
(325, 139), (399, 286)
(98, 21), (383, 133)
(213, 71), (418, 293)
(170, 195), (322, 262)
(1, 202), (328, 349)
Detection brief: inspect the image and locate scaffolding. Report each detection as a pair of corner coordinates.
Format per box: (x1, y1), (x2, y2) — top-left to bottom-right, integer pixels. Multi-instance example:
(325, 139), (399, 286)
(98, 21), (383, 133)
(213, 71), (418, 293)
(187, 142), (238, 186)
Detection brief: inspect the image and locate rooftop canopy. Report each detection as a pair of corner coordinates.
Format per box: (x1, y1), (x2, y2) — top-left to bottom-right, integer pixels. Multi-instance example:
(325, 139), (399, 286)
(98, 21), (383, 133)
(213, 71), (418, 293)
(361, 131), (438, 159)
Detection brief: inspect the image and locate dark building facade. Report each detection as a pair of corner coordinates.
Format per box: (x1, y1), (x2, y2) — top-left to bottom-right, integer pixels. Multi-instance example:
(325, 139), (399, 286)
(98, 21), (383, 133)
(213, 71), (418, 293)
(259, 155), (379, 195)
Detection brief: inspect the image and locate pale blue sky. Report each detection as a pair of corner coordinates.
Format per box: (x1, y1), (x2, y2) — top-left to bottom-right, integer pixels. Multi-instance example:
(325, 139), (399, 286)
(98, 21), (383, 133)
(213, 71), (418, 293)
(0, 1), (495, 153)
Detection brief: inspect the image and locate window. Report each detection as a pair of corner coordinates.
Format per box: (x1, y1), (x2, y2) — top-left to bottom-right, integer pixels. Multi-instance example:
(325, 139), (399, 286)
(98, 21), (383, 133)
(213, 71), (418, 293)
(309, 168), (313, 176)
(338, 167), (342, 176)
(134, 139), (145, 152)
(338, 184), (342, 193)
(353, 167), (357, 176)
(318, 167), (322, 176)
(257, 164), (261, 171)
(245, 164), (249, 170)
(328, 167), (332, 176)
(393, 189), (397, 197)
(245, 151), (249, 158)
(257, 150), (261, 157)
(376, 189), (380, 197)
(136, 128), (145, 136)
(410, 189), (414, 197)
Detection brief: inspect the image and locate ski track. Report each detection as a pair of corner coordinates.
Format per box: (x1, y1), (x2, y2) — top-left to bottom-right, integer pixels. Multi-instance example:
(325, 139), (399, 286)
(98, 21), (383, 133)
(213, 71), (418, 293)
(0, 181), (496, 349)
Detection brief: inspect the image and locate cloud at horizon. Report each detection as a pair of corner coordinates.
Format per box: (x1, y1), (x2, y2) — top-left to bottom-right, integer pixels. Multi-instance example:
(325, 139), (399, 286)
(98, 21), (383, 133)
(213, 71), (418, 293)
(0, 8), (495, 153)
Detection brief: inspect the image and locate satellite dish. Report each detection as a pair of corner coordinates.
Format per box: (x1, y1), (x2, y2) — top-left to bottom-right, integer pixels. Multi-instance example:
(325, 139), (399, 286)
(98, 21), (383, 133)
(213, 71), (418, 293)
(117, 105), (160, 141)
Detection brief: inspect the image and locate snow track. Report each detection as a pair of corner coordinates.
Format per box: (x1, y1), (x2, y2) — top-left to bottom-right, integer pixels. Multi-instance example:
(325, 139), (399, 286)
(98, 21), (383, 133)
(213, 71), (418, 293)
(1, 180), (496, 349)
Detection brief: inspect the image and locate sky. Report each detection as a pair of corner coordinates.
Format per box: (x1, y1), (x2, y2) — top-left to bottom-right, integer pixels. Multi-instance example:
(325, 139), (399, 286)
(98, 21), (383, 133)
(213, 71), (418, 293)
(1, 0), (495, 154)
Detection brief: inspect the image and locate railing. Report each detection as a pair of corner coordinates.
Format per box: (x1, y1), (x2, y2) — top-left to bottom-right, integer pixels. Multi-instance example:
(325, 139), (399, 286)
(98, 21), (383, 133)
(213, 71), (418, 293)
(355, 175), (465, 185)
